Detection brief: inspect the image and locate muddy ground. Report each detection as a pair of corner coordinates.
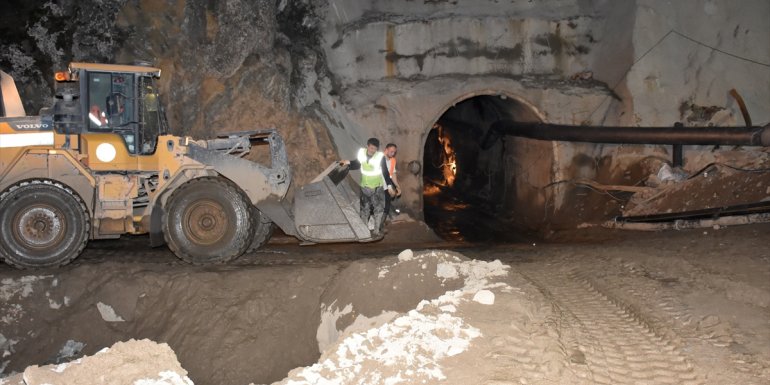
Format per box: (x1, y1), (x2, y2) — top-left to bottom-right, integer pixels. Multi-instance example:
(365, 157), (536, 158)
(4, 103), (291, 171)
(1, 222), (768, 384)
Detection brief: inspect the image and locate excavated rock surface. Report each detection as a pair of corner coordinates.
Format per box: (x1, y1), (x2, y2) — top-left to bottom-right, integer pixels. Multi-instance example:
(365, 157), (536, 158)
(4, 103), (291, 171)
(274, 227), (770, 384)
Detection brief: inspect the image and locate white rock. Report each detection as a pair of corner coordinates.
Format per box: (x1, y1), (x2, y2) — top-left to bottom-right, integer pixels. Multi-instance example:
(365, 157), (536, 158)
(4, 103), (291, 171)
(56, 340), (84, 361)
(397, 249), (414, 262)
(96, 302), (125, 322)
(436, 263), (458, 280)
(472, 290), (495, 305)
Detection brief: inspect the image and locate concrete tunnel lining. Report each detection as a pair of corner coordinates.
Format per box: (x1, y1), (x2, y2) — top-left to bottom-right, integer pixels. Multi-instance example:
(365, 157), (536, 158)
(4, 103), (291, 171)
(321, 75), (614, 228)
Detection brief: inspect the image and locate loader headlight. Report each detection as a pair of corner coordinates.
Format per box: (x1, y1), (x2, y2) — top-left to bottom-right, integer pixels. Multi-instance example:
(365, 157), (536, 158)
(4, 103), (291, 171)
(95, 143), (117, 162)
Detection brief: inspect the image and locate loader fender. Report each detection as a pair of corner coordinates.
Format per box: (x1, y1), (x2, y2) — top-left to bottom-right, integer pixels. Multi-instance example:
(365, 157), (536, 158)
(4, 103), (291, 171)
(149, 201), (165, 247)
(0, 148), (96, 215)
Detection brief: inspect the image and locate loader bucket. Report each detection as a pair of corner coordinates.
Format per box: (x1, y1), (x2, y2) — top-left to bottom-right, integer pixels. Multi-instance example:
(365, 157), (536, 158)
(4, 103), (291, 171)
(293, 163), (374, 243)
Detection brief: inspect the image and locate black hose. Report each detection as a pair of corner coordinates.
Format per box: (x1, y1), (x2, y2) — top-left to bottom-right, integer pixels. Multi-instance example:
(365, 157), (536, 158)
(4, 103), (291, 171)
(490, 120), (770, 146)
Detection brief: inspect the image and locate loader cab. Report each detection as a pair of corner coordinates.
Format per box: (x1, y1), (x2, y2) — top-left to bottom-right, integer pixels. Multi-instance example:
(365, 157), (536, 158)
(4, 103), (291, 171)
(54, 62), (166, 155)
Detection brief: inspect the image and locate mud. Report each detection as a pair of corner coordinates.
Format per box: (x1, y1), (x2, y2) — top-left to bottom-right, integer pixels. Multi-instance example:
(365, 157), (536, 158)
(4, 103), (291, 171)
(0, 262), (336, 385)
(277, 223), (770, 384)
(1, 222), (769, 384)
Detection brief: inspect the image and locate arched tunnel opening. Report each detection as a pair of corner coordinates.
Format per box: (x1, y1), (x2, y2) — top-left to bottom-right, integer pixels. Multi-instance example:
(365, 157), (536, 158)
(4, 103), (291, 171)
(422, 94), (546, 242)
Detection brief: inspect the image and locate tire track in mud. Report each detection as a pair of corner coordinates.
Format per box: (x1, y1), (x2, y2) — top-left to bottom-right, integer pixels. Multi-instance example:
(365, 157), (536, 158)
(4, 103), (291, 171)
(577, 258), (767, 378)
(593, 259), (736, 349)
(521, 265), (701, 385)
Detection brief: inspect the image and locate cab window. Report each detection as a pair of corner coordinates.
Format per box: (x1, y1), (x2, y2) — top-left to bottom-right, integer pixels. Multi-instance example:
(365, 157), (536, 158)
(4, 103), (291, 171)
(87, 72), (137, 152)
(138, 76), (161, 154)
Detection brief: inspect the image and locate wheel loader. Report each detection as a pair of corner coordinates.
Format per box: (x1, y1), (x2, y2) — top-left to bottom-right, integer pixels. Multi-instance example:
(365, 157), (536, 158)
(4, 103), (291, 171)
(0, 62), (376, 268)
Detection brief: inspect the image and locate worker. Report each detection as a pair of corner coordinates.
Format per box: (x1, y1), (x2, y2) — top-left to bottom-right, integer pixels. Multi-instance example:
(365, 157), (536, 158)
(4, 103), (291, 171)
(383, 143), (401, 220)
(88, 105), (107, 127)
(340, 138), (395, 237)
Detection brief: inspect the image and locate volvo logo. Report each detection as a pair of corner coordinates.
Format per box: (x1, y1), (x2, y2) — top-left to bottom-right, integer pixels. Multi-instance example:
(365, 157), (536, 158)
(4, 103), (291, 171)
(14, 123), (50, 130)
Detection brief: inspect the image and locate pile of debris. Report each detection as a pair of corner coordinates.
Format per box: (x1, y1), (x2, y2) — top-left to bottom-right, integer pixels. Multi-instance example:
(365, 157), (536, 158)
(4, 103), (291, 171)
(1, 339), (192, 385)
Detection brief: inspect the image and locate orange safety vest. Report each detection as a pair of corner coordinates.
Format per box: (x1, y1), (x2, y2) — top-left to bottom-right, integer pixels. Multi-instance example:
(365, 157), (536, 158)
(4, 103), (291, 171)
(387, 157), (396, 175)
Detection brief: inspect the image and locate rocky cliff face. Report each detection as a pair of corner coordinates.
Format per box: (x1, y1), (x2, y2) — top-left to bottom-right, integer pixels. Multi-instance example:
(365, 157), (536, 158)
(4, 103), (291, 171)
(113, 0), (339, 184)
(1, 0), (338, 185)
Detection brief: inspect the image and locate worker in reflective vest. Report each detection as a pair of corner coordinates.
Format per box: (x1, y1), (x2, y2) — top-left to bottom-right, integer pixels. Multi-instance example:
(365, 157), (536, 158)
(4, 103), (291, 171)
(340, 137), (395, 237)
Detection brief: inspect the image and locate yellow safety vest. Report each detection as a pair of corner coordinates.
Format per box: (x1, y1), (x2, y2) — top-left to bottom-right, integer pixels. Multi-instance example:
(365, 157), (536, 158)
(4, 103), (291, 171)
(357, 148), (385, 189)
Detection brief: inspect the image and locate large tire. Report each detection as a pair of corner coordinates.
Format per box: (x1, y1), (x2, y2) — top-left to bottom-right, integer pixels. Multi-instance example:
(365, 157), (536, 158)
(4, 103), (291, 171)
(163, 177), (255, 264)
(0, 180), (90, 269)
(247, 208), (274, 253)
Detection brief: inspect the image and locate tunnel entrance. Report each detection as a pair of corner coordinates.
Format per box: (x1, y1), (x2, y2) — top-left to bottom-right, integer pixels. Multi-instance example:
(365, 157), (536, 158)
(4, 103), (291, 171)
(422, 94), (545, 242)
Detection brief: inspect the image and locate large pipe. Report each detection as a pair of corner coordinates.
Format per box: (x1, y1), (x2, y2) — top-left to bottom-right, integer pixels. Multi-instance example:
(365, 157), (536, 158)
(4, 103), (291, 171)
(490, 120), (770, 146)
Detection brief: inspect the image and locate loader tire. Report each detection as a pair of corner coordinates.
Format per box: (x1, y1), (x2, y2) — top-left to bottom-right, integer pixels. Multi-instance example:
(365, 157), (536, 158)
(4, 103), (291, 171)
(0, 180), (90, 269)
(163, 177), (255, 264)
(247, 208), (274, 253)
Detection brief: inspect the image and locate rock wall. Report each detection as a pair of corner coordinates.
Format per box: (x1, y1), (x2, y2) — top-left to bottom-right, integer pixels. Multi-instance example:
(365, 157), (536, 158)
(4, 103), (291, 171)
(627, 0), (770, 126)
(112, 0), (339, 185)
(0, 0), (338, 185)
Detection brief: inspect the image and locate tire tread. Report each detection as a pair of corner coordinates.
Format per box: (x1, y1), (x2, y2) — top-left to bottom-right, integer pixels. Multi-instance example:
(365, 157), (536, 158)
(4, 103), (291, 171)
(162, 177), (255, 264)
(0, 179), (90, 269)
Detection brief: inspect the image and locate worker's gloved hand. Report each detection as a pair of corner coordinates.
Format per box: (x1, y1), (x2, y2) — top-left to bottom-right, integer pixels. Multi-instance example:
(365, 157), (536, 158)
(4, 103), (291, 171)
(387, 187), (396, 197)
(395, 188), (401, 198)
(339, 160), (350, 167)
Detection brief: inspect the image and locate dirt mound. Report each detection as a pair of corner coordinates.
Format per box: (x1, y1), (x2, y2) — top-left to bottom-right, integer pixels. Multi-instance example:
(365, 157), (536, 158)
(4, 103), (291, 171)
(277, 250), (517, 384)
(316, 249), (466, 352)
(2, 339), (191, 385)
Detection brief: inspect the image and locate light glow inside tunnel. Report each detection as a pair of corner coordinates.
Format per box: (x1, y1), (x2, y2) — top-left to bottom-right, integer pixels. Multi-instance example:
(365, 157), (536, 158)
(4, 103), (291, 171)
(426, 122), (458, 189)
(422, 94), (543, 243)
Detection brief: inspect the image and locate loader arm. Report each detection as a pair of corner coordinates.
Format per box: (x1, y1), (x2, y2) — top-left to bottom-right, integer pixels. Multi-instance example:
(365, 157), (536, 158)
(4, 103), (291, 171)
(186, 129), (291, 198)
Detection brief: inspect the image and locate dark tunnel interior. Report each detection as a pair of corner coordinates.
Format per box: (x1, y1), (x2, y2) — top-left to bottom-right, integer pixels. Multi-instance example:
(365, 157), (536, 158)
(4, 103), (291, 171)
(422, 94), (543, 243)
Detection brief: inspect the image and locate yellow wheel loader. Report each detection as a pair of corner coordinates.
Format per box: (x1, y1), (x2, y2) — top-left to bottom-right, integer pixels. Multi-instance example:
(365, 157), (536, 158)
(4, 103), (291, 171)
(0, 63), (377, 269)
